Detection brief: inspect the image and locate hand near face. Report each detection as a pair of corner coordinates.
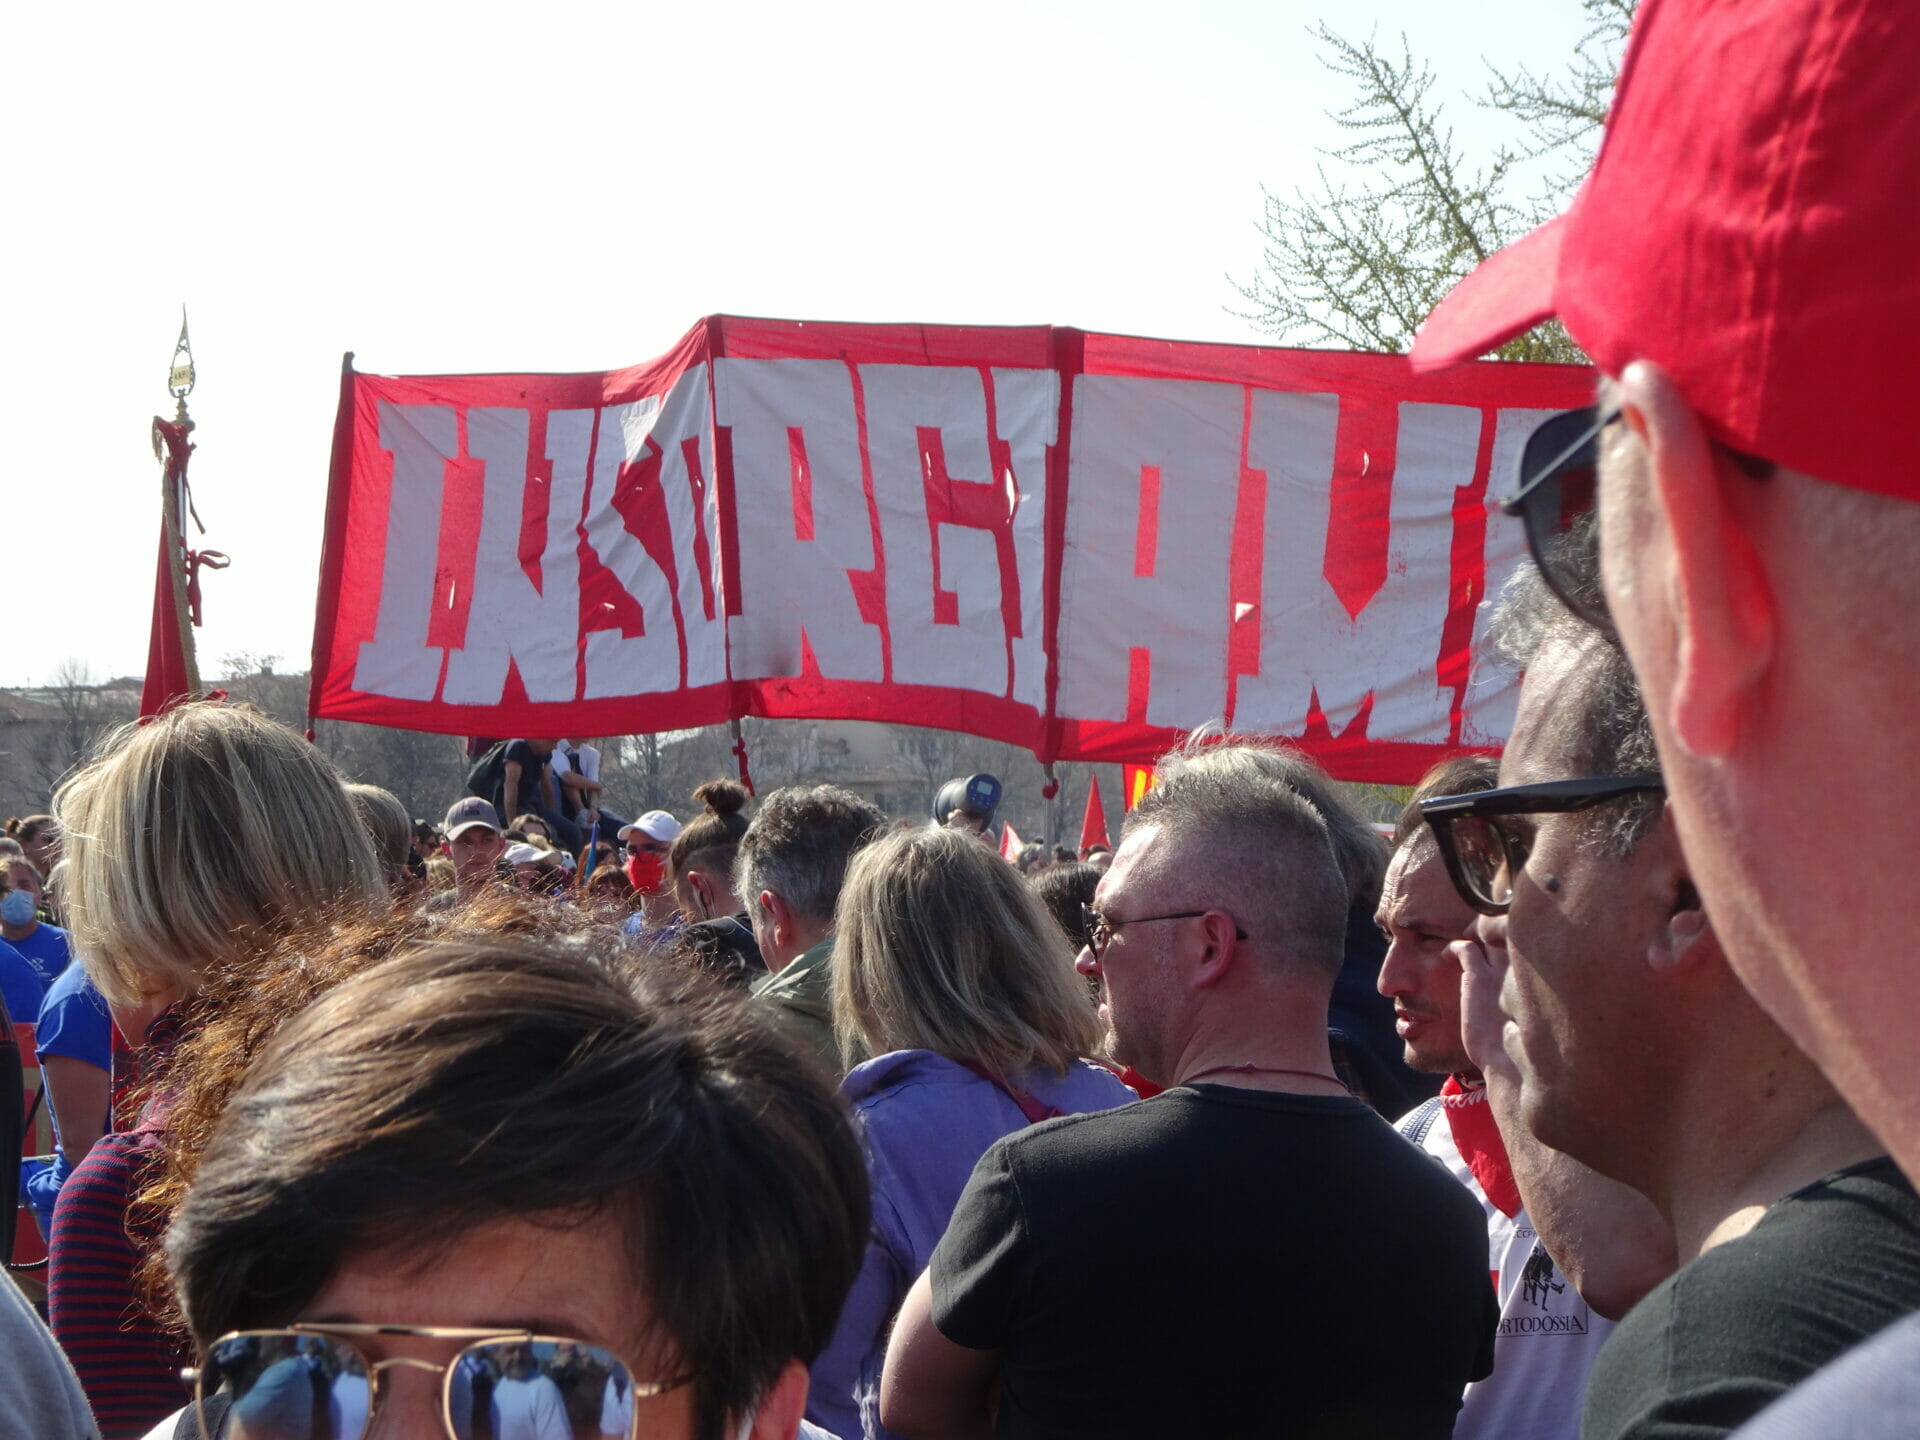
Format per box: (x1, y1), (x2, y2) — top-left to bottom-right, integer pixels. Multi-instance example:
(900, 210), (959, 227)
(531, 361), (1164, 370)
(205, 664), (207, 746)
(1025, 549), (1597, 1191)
(1456, 938), (1519, 1081)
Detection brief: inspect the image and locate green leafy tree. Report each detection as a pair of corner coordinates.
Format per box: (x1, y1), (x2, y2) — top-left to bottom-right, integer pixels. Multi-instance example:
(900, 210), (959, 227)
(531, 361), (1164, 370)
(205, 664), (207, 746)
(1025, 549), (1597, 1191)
(1232, 1), (1632, 362)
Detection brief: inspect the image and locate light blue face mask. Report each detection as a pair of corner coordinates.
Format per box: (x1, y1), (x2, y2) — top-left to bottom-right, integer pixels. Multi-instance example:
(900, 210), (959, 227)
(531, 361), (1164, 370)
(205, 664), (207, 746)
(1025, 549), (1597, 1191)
(0, 891), (36, 926)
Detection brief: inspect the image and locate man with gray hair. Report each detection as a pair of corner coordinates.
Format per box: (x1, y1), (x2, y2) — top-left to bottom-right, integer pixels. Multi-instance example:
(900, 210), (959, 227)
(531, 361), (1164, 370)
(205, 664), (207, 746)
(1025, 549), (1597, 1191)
(1419, 565), (1920, 1440)
(736, 784), (886, 1073)
(883, 740), (1496, 1440)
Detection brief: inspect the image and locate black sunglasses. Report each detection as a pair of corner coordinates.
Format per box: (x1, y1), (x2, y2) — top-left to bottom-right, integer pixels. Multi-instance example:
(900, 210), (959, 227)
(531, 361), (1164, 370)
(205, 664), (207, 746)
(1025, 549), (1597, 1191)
(1418, 776), (1666, 916)
(1500, 406), (1618, 632)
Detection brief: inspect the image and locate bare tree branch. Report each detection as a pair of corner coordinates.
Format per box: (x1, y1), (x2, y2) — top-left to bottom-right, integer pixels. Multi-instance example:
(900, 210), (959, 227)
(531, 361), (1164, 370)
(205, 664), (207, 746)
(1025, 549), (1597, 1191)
(1230, 6), (1631, 364)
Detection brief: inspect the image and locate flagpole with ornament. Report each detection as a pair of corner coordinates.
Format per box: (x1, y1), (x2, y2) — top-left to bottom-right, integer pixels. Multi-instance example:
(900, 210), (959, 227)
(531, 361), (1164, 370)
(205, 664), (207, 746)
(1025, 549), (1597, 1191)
(141, 310), (228, 718)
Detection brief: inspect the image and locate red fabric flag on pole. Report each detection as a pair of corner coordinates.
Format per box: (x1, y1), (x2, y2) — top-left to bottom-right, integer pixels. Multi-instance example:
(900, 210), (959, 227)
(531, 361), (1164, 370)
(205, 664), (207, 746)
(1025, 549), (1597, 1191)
(142, 315), (213, 719)
(1000, 821), (1025, 863)
(140, 522), (196, 718)
(1079, 776), (1111, 856)
(143, 417), (201, 717)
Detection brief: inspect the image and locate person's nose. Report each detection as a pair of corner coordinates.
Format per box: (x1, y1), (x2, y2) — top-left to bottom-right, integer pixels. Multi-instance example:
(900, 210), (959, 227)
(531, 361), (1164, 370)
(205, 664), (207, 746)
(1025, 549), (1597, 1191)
(1377, 938), (1410, 999)
(364, 1367), (446, 1440)
(1075, 944), (1101, 978)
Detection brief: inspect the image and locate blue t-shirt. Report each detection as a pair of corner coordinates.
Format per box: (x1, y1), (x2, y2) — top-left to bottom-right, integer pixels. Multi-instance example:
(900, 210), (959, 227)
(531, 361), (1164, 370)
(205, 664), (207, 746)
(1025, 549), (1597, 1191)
(6, 924), (70, 989)
(24, 963), (114, 1222)
(35, 962), (111, 1072)
(0, 940), (44, 1031)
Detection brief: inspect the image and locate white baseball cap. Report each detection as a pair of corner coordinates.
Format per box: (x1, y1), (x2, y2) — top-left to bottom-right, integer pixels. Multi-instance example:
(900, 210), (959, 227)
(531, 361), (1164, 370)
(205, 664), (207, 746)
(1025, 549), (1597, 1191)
(618, 810), (682, 844)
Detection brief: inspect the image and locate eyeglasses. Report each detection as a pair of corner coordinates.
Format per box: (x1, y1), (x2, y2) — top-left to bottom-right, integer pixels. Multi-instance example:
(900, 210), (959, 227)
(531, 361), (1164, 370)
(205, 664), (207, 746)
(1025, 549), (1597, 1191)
(186, 1323), (679, 1440)
(1501, 405), (1618, 632)
(1504, 406), (1778, 634)
(1418, 776), (1666, 916)
(1080, 904), (1249, 961)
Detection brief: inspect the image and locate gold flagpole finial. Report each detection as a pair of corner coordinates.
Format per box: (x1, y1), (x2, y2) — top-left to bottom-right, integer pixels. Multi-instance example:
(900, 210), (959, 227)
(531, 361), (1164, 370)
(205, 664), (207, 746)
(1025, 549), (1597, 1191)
(168, 305), (195, 407)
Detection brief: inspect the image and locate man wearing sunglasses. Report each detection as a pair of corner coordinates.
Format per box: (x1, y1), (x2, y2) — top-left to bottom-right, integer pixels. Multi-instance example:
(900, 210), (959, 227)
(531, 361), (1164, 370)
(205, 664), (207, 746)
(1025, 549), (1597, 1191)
(1413, 3), (1920, 1431)
(884, 740), (1497, 1440)
(1380, 757), (1671, 1440)
(1421, 566), (1920, 1440)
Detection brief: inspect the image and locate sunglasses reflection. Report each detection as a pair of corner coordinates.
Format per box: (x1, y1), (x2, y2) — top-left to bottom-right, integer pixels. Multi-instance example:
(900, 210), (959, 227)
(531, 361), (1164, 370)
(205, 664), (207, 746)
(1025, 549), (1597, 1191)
(215, 1332), (639, 1439)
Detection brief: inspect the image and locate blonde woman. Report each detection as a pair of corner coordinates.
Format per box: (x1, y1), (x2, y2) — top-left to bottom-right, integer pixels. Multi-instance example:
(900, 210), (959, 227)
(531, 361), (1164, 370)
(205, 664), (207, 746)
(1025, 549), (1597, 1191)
(49, 703), (383, 1439)
(811, 826), (1133, 1440)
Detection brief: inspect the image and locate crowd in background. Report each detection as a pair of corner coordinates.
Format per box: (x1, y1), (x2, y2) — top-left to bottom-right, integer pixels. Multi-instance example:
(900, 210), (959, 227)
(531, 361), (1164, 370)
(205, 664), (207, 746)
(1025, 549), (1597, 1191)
(13, 543), (1915, 1440)
(0, 698), (1485, 1440)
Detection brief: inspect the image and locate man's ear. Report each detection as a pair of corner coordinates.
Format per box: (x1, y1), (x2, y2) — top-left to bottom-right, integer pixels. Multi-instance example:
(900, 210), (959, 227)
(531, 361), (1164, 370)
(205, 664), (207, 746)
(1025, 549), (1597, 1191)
(1639, 807), (1713, 976)
(1191, 910), (1243, 990)
(746, 1358), (809, 1440)
(757, 889), (792, 948)
(1619, 361), (1777, 759)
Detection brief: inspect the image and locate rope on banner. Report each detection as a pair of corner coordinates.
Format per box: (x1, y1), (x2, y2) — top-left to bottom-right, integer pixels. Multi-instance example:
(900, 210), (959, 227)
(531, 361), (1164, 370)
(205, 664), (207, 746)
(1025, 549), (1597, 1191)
(1041, 762), (1059, 801)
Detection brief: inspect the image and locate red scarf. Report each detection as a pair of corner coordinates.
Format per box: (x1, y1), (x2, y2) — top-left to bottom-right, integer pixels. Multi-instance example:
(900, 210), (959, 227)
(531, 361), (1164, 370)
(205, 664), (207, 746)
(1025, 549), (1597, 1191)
(1442, 1074), (1522, 1219)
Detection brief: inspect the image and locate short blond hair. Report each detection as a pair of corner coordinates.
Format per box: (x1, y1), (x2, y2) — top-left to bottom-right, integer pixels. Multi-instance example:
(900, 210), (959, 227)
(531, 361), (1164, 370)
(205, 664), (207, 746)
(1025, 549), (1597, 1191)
(55, 704), (384, 1007)
(831, 827), (1100, 1076)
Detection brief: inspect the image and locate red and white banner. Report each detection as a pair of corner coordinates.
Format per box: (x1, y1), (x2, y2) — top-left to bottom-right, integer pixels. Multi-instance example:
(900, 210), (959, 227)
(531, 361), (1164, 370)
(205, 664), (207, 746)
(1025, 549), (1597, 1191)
(309, 317), (1592, 782)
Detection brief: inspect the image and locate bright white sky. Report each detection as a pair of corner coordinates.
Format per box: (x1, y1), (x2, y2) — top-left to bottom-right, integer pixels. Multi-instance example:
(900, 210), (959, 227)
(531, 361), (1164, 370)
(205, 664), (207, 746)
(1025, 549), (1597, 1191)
(10, 0), (1593, 693)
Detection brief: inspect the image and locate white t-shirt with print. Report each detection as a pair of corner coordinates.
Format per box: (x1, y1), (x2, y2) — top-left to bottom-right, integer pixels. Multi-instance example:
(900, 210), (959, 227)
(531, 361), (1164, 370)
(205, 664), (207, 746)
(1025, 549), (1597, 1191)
(1400, 1097), (1614, 1440)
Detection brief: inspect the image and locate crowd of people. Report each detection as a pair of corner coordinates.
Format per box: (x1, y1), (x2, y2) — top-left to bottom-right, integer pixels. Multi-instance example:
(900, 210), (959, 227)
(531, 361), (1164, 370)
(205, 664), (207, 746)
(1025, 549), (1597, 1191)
(6, 1), (1920, 1436)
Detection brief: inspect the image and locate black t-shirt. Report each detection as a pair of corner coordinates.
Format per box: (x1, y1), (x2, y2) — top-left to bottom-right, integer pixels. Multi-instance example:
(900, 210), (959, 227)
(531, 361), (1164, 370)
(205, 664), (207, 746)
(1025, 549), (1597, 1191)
(501, 740), (549, 815)
(930, 1083), (1498, 1440)
(1581, 1155), (1920, 1440)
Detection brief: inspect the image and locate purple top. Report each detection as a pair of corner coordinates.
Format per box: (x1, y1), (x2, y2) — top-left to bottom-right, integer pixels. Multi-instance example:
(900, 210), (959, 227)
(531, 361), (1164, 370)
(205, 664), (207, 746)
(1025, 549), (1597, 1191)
(807, 1050), (1134, 1440)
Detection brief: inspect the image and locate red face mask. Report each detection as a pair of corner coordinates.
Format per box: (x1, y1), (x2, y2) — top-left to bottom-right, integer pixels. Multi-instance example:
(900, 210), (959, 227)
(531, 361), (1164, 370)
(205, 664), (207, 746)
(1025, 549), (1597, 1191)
(626, 850), (666, 895)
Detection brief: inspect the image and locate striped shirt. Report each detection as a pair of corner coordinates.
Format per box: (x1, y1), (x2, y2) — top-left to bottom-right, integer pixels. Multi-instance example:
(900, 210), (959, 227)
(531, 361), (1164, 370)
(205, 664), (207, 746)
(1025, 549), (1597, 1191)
(47, 1010), (191, 1440)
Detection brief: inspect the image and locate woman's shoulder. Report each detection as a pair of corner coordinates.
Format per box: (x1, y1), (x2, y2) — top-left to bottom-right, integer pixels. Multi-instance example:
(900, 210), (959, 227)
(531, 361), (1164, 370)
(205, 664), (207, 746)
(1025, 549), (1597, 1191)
(845, 1051), (1134, 1119)
(842, 1049), (973, 1107)
(1021, 1058), (1138, 1110)
(69, 1130), (148, 1181)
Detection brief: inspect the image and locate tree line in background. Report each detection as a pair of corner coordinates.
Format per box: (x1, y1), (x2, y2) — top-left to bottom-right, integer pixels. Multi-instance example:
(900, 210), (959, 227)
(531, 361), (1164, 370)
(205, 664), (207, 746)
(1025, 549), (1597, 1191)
(0, 656), (1193, 845)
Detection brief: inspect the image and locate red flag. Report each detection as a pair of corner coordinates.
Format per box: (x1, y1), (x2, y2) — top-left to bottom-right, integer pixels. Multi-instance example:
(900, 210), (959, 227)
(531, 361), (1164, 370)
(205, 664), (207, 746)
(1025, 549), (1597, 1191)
(1000, 821), (1025, 862)
(1080, 776), (1111, 855)
(142, 409), (202, 718)
(1122, 764), (1158, 811)
(139, 526), (196, 717)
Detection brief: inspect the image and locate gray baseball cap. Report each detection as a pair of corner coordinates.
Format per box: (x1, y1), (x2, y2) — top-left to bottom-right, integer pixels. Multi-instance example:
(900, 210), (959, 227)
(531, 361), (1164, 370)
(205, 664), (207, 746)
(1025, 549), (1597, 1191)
(442, 796), (503, 839)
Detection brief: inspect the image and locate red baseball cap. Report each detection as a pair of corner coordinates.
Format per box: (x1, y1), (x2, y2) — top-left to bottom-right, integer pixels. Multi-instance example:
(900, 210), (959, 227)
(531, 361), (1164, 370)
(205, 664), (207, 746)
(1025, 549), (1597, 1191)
(1412, 0), (1920, 501)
